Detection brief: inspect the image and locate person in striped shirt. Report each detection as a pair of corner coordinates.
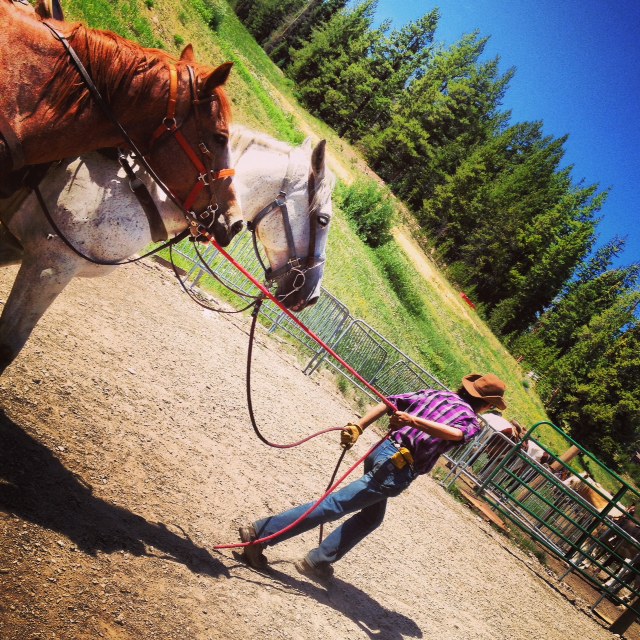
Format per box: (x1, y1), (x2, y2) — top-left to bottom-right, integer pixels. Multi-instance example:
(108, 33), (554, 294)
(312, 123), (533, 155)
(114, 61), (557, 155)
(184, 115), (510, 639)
(239, 372), (507, 579)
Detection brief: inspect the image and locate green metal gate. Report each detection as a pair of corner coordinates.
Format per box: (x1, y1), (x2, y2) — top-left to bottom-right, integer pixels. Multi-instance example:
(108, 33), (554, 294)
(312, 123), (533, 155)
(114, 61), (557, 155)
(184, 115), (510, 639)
(472, 422), (640, 618)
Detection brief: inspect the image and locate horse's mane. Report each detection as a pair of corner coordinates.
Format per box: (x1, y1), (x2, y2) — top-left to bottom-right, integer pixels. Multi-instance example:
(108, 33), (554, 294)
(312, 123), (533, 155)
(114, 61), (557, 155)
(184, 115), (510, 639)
(231, 125), (295, 157)
(45, 23), (166, 116)
(43, 23), (231, 127)
(232, 125), (334, 213)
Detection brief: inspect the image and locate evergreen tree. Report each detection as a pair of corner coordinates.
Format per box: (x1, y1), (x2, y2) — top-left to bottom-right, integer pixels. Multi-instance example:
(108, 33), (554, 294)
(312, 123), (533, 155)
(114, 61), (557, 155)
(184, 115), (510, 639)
(231, 0), (306, 45)
(337, 9), (440, 140)
(483, 182), (604, 335)
(361, 32), (513, 211)
(511, 238), (638, 371)
(543, 294), (640, 467)
(416, 115), (605, 334)
(265, 0), (348, 68)
(286, 0), (383, 120)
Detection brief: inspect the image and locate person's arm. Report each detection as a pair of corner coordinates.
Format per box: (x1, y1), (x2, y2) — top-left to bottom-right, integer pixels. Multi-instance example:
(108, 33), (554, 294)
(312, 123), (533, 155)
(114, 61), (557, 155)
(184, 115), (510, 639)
(356, 402), (389, 431)
(340, 402), (388, 449)
(389, 410), (464, 441)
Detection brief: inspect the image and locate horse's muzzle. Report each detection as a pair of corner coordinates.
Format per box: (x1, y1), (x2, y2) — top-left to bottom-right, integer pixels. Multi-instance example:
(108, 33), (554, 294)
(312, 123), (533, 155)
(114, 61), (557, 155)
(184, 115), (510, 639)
(211, 209), (244, 247)
(275, 262), (324, 312)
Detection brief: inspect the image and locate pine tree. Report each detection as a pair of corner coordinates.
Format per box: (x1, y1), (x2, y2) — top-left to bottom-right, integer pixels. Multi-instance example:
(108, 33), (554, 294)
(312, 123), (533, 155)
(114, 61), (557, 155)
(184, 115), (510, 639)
(337, 9), (440, 140)
(511, 238), (638, 371)
(483, 182), (604, 335)
(286, 0), (383, 121)
(414, 113), (605, 336)
(543, 294), (640, 466)
(265, 0), (348, 68)
(231, 0), (306, 45)
(361, 31), (513, 211)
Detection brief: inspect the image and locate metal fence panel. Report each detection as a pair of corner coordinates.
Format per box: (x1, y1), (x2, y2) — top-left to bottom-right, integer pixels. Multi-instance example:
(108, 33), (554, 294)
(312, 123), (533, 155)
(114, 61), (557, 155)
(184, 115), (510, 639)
(442, 421), (640, 616)
(269, 288), (352, 356)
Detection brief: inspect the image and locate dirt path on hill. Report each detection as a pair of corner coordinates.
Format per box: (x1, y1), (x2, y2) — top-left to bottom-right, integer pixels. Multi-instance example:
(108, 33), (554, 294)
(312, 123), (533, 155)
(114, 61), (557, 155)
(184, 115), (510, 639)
(0, 260), (624, 640)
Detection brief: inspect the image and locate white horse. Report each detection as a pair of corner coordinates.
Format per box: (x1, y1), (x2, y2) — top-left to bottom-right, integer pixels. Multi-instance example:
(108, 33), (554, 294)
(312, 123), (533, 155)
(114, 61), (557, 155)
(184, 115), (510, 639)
(0, 126), (334, 372)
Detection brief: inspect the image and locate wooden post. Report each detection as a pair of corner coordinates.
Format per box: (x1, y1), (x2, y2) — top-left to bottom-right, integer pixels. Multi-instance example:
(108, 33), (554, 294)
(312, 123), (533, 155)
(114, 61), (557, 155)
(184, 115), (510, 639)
(550, 445), (580, 472)
(609, 597), (639, 634)
(516, 444), (581, 501)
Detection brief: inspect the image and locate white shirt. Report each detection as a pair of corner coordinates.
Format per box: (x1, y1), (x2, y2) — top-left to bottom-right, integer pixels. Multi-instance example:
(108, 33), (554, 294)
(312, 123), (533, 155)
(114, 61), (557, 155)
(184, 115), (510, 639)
(482, 413), (513, 434)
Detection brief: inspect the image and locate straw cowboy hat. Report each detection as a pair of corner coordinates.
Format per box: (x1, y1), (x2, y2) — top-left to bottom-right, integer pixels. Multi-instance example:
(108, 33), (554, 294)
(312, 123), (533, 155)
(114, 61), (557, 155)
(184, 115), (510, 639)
(462, 373), (507, 410)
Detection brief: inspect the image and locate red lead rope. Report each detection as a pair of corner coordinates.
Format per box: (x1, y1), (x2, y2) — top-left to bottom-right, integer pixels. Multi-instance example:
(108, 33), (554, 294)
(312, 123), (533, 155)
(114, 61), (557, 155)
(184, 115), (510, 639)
(207, 236), (398, 413)
(199, 234), (399, 551)
(213, 435), (389, 551)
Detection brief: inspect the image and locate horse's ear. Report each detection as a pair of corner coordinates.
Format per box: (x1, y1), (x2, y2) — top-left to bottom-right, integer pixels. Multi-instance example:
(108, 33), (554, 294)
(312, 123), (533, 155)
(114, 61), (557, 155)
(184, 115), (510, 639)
(34, 0), (49, 18)
(311, 140), (327, 179)
(35, 0), (64, 20)
(202, 62), (234, 93)
(180, 44), (196, 63)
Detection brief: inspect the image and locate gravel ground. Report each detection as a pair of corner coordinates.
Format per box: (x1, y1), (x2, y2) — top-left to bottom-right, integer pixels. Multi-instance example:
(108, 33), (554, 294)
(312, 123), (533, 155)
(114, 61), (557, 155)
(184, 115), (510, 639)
(0, 260), (623, 639)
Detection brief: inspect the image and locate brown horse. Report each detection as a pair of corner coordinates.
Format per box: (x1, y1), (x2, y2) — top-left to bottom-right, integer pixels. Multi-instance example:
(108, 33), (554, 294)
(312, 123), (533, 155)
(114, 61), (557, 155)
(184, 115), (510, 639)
(0, 1), (242, 244)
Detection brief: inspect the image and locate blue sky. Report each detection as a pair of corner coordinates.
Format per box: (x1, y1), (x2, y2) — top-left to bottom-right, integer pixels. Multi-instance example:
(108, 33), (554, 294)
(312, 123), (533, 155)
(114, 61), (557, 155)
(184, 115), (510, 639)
(373, 0), (640, 268)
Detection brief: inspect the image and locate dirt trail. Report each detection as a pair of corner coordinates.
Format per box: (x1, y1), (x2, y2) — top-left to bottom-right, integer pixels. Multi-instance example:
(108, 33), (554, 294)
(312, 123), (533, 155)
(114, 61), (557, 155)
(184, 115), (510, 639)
(0, 261), (622, 639)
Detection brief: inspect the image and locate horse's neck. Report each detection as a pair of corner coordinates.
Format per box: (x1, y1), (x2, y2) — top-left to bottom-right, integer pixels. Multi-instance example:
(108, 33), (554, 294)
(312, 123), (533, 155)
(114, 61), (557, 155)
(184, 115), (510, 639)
(2, 11), (170, 165)
(233, 136), (295, 224)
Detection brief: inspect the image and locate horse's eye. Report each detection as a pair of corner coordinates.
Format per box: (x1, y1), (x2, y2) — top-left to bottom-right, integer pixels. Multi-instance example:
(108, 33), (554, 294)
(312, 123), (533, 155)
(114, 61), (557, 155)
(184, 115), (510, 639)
(214, 134), (228, 146)
(317, 214), (330, 227)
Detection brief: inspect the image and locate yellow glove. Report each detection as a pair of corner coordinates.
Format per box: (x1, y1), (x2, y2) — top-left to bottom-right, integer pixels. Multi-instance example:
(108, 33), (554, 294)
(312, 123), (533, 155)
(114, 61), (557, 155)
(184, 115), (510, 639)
(340, 423), (363, 449)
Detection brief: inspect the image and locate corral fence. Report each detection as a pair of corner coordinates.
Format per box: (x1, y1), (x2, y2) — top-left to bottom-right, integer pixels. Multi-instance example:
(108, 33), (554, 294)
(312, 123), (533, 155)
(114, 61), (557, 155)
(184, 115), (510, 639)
(171, 231), (640, 629)
(442, 421), (640, 623)
(172, 231), (447, 399)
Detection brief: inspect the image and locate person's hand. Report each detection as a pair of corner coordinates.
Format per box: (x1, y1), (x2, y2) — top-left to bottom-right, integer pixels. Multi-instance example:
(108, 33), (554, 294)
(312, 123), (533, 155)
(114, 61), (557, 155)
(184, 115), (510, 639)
(389, 411), (416, 432)
(340, 423), (363, 449)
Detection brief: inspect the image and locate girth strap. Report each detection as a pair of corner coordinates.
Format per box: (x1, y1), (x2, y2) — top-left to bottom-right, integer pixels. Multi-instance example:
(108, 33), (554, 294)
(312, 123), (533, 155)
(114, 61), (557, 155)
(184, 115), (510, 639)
(117, 152), (169, 242)
(0, 111), (25, 171)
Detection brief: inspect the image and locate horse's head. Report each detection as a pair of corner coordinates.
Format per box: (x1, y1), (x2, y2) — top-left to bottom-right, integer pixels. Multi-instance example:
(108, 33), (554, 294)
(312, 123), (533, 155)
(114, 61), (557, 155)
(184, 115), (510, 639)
(236, 132), (334, 312)
(146, 46), (243, 247)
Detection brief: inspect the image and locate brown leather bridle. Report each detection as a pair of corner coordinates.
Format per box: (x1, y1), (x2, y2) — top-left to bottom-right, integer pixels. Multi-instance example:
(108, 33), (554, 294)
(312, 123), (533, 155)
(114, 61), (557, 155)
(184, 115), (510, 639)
(147, 64), (236, 241)
(41, 22), (235, 241)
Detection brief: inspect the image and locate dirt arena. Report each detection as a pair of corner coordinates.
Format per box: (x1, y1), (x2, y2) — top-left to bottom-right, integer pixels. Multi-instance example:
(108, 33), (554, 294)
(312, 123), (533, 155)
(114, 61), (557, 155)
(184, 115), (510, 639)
(0, 260), (623, 639)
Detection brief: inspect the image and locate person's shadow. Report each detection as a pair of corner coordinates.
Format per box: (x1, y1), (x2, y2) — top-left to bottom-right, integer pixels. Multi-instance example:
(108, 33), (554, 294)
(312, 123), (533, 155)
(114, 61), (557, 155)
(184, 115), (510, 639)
(0, 409), (227, 577)
(234, 558), (423, 639)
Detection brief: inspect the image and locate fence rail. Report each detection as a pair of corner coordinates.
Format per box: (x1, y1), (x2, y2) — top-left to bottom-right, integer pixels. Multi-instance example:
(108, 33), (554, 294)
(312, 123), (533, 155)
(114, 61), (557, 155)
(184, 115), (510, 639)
(443, 421), (640, 620)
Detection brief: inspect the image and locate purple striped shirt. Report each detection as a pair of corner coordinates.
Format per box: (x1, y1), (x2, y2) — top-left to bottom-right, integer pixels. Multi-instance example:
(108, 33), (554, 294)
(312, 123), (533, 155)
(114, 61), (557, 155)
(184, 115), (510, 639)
(387, 389), (482, 475)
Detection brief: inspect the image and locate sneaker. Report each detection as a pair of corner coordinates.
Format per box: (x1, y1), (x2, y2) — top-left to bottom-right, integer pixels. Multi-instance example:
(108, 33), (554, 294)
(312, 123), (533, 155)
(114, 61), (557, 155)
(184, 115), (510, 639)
(294, 554), (334, 580)
(238, 525), (268, 570)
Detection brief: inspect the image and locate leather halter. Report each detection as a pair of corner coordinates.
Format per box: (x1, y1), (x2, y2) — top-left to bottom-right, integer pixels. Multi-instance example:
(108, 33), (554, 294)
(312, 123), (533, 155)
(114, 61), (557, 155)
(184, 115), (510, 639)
(148, 65), (235, 241)
(40, 22), (234, 241)
(246, 151), (328, 292)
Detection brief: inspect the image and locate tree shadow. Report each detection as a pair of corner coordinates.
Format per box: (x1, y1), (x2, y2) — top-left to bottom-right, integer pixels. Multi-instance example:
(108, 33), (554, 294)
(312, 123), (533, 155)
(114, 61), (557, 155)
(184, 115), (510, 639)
(0, 409), (227, 577)
(236, 557), (423, 639)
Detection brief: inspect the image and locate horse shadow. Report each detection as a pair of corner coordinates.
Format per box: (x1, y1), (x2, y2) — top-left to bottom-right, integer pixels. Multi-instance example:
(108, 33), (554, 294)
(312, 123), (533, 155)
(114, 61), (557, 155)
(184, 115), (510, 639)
(0, 409), (227, 577)
(242, 561), (423, 639)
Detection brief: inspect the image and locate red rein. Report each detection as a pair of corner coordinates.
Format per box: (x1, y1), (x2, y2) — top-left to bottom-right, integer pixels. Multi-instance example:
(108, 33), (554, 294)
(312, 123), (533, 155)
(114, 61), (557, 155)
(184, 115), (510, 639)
(208, 236), (397, 412)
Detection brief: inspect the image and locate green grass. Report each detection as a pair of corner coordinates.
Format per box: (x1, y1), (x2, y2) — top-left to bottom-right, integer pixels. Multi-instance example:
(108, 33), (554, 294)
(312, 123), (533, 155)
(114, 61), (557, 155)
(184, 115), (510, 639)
(64, 0), (160, 47)
(195, 0), (304, 144)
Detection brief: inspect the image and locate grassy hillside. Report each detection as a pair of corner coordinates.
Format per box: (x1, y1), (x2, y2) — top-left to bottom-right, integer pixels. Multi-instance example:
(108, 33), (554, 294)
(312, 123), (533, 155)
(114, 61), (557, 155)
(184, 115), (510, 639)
(61, 0), (552, 439)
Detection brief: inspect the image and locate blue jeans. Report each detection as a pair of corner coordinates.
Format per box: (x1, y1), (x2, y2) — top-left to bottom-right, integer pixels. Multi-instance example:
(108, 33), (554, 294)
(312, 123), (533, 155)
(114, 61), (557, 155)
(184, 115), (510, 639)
(253, 439), (416, 567)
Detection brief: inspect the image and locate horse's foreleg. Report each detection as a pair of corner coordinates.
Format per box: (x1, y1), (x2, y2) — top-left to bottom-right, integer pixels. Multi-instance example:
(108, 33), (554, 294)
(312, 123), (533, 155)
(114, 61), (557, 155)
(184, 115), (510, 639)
(0, 221), (23, 266)
(0, 255), (74, 374)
